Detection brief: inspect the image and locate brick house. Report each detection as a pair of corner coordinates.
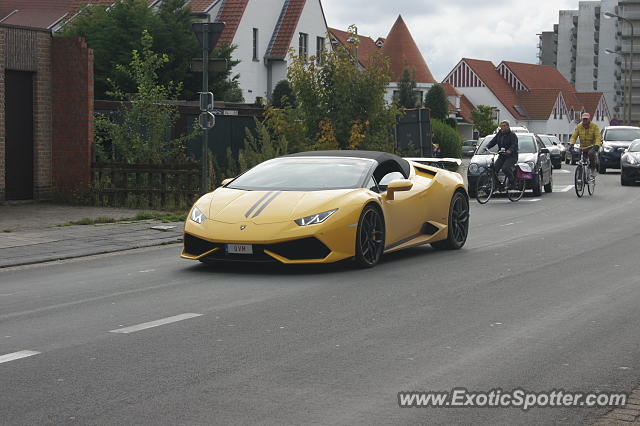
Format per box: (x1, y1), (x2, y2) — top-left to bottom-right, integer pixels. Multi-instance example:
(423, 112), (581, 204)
(1, 0), (97, 201)
(443, 58), (611, 141)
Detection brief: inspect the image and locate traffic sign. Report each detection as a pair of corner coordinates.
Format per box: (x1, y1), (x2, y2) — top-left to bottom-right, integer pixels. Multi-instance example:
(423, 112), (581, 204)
(198, 111), (216, 129)
(199, 92), (214, 111)
(192, 22), (225, 53)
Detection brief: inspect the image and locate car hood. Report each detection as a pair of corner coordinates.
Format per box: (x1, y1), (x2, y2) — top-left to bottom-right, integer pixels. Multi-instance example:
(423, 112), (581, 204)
(470, 152), (536, 167)
(206, 187), (358, 224)
(604, 140), (633, 148)
(623, 152), (640, 159)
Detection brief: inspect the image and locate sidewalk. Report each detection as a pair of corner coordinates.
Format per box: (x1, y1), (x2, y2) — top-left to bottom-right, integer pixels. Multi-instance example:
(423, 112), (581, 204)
(0, 202), (184, 268)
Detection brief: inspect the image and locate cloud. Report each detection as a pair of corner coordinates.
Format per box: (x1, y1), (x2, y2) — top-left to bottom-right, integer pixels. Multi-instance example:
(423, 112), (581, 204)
(322, 0), (578, 81)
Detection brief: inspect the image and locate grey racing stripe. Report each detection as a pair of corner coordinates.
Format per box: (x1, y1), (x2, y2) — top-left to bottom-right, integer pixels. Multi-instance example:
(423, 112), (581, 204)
(245, 191), (273, 218)
(252, 191), (282, 218)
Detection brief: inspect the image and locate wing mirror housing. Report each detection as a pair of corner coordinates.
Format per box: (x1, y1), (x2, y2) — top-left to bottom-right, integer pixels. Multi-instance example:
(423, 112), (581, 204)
(385, 179), (413, 200)
(540, 147), (550, 154)
(221, 178), (234, 186)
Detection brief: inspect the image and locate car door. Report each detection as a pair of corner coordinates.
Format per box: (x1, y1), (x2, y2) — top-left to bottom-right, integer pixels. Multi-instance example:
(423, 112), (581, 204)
(377, 170), (427, 245)
(536, 136), (552, 184)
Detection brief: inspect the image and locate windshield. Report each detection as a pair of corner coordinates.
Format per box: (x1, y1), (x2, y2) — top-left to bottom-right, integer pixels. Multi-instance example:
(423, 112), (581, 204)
(629, 140), (640, 152)
(539, 136), (554, 148)
(476, 134), (537, 154)
(604, 128), (640, 142)
(227, 157), (374, 191)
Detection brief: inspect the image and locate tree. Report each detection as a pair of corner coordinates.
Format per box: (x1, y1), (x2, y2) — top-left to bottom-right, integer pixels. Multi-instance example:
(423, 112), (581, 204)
(271, 80), (296, 108)
(283, 27), (399, 152)
(60, 0), (240, 100)
(396, 65), (418, 109)
(471, 105), (498, 137)
(431, 119), (462, 158)
(424, 83), (448, 120)
(95, 30), (196, 164)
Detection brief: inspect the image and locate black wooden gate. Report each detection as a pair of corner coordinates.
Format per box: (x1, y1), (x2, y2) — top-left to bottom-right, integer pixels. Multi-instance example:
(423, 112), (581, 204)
(5, 70), (34, 200)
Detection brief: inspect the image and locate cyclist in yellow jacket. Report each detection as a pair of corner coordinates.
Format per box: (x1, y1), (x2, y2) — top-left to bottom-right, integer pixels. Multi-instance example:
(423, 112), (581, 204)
(570, 112), (602, 174)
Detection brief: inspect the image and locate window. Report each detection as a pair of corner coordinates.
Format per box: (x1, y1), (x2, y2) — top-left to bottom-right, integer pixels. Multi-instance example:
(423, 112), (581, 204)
(316, 36), (325, 64)
(299, 32), (308, 59)
(252, 28), (259, 61)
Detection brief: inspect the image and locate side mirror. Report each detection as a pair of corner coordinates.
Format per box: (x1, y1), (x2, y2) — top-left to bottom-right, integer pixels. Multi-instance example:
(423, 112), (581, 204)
(540, 148), (550, 154)
(385, 179), (413, 201)
(221, 178), (234, 186)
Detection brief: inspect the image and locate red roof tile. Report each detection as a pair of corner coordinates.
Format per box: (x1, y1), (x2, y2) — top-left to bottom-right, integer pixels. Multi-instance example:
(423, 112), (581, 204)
(459, 94), (475, 123)
(1, 9), (68, 29)
(212, 0), (250, 47)
(575, 92), (603, 117)
(381, 15), (435, 83)
(462, 58), (524, 119)
(267, 0), (307, 59)
(189, 0), (217, 13)
(500, 61), (583, 112)
(329, 27), (380, 67)
(516, 89), (561, 120)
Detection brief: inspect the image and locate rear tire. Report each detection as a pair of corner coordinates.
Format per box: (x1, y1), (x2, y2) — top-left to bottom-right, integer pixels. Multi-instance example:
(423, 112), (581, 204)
(354, 205), (385, 268)
(599, 164), (606, 174)
(621, 174), (630, 186)
(506, 176), (525, 202)
(432, 191), (469, 250)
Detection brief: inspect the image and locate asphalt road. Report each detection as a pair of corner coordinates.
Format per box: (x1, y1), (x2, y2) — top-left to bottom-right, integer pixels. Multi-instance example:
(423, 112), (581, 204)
(1, 166), (640, 425)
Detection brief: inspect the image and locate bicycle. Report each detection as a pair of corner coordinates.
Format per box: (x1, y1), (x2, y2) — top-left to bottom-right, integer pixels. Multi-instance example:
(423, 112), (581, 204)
(574, 144), (597, 197)
(476, 150), (526, 204)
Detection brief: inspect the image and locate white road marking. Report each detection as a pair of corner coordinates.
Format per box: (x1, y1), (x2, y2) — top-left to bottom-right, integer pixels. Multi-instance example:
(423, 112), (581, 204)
(500, 222), (515, 227)
(556, 169), (571, 174)
(557, 185), (575, 192)
(484, 198), (541, 204)
(109, 313), (202, 334)
(0, 350), (40, 364)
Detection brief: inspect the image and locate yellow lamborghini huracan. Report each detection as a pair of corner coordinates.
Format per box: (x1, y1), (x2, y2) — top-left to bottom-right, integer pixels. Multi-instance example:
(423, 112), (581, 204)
(182, 151), (469, 268)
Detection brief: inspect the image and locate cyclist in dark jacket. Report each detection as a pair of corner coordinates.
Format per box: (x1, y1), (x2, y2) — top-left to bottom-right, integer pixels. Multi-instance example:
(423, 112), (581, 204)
(485, 120), (519, 186)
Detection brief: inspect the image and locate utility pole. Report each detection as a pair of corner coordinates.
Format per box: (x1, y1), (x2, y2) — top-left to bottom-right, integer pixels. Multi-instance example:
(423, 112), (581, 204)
(191, 14), (225, 194)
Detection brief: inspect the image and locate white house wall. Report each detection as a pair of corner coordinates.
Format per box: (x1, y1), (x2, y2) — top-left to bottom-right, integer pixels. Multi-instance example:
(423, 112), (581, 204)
(453, 86), (517, 124)
(226, 0), (284, 102)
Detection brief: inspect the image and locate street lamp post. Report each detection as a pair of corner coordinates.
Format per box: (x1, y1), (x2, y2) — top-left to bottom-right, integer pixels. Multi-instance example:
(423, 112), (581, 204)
(605, 12), (635, 125)
(605, 48), (629, 123)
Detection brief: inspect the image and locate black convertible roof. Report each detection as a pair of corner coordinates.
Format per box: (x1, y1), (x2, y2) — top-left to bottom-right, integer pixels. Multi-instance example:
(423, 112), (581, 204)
(284, 150), (411, 178)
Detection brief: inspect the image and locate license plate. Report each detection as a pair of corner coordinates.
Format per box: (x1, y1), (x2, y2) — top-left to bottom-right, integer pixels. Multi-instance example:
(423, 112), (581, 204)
(226, 244), (253, 254)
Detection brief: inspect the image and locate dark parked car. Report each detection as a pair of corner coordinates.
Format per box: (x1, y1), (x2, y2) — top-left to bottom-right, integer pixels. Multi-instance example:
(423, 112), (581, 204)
(598, 126), (640, 173)
(462, 140), (479, 157)
(621, 139), (640, 185)
(467, 133), (553, 197)
(538, 134), (563, 169)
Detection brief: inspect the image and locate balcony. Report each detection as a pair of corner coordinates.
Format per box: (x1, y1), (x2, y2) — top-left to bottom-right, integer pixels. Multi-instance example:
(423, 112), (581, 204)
(573, 16), (579, 25)
(594, 30), (600, 42)
(594, 55), (599, 66)
(594, 43), (600, 55)
(593, 68), (599, 78)
(593, 81), (598, 90)
(615, 56), (623, 66)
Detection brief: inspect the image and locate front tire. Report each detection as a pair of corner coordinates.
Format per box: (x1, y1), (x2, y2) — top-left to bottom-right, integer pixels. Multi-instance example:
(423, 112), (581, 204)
(544, 171), (553, 193)
(575, 165), (585, 197)
(476, 172), (494, 204)
(432, 190), (469, 250)
(354, 204), (385, 268)
(532, 171), (543, 196)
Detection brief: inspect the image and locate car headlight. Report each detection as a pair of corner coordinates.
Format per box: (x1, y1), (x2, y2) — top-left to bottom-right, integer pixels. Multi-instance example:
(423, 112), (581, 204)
(190, 206), (206, 224)
(468, 163), (479, 174)
(526, 161), (535, 170)
(623, 155), (638, 165)
(294, 209), (337, 226)
(603, 144), (614, 152)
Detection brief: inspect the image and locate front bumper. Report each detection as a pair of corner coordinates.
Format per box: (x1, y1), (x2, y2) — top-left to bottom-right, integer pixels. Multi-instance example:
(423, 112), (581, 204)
(181, 215), (358, 264)
(599, 149), (626, 169)
(621, 164), (640, 182)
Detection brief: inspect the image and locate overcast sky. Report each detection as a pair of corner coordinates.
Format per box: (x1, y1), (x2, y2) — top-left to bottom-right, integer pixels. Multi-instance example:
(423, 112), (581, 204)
(321, 0), (582, 81)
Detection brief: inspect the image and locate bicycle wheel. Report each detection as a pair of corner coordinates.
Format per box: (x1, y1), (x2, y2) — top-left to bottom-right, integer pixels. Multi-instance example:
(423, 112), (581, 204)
(574, 164), (585, 197)
(506, 176), (525, 202)
(587, 168), (596, 195)
(476, 172), (494, 204)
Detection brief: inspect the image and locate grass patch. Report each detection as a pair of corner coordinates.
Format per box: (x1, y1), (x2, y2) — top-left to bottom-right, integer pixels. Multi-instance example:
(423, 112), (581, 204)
(3, 229), (12, 233)
(59, 211), (187, 226)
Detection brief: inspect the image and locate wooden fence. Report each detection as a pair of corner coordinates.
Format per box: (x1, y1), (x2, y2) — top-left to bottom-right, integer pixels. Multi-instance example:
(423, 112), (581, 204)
(91, 163), (201, 209)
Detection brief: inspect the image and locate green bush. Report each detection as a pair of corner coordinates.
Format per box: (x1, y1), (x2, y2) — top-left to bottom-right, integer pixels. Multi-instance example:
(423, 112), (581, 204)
(431, 119), (462, 158)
